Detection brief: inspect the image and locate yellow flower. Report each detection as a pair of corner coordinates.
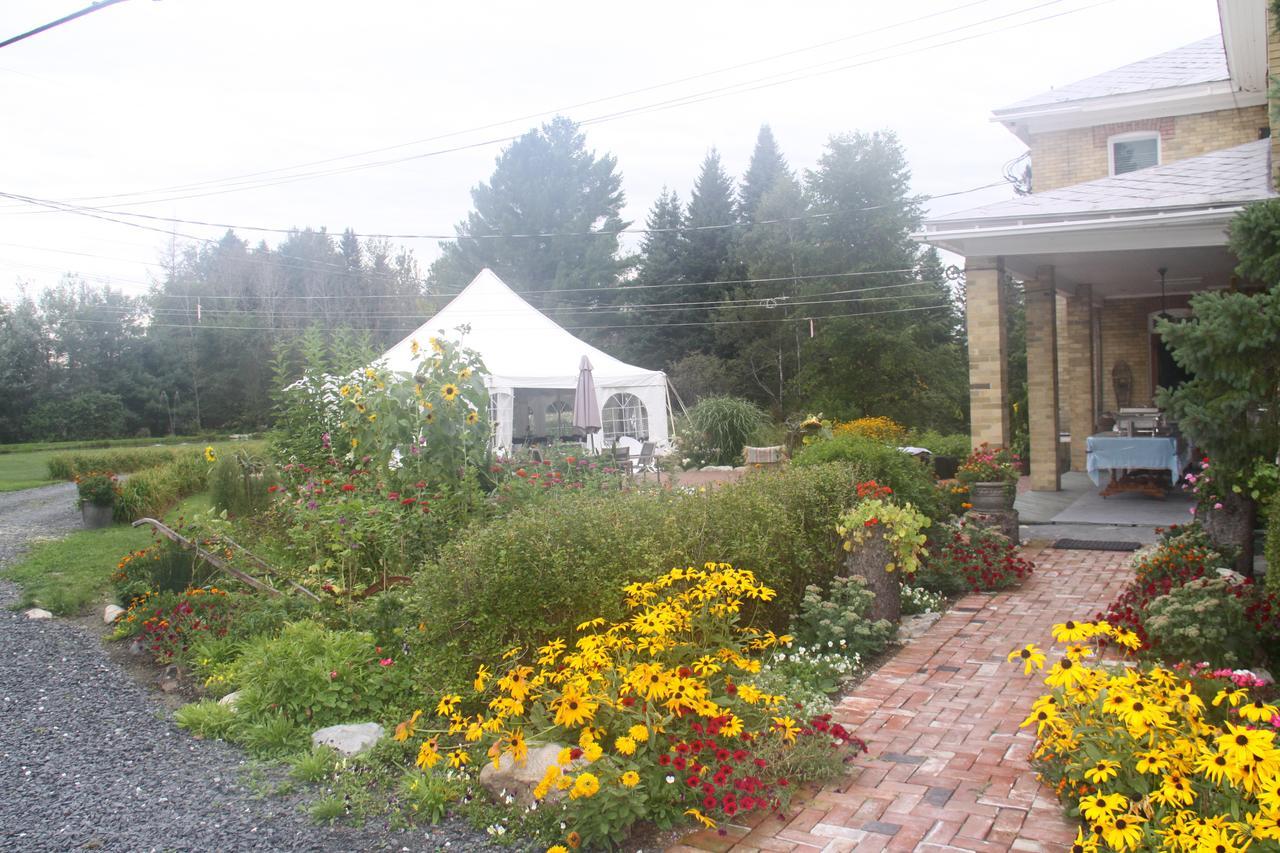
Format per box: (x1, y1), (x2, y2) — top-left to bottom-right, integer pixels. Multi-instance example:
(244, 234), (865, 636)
(416, 737), (441, 769)
(466, 410), (480, 425)
(569, 772), (600, 799)
(1045, 657), (1089, 689)
(684, 808), (716, 829)
(620, 770), (639, 788)
(440, 383), (460, 402)
(772, 716), (800, 744)
(1101, 813), (1144, 852)
(552, 683), (597, 728)
(436, 693), (461, 717)
(1112, 628), (1142, 651)
(1070, 827), (1098, 853)
(1007, 643), (1046, 675)
(410, 338), (420, 356)
(393, 709), (422, 742)
(1051, 620), (1093, 642)
(1217, 723), (1276, 765)
(583, 741), (603, 762)
(1238, 697), (1280, 723)
(447, 748), (470, 769)
(1078, 792), (1126, 823)
(547, 846), (569, 853)
(474, 664), (490, 692)
(203, 446), (216, 463)
(614, 735), (636, 756)
(458, 367), (472, 380)
(628, 724), (648, 742)
(429, 336), (444, 353)
(1082, 759), (1120, 784)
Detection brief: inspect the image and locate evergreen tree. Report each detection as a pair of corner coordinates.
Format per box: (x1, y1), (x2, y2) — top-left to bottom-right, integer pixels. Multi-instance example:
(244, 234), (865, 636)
(738, 125), (795, 223)
(427, 117), (629, 317)
(683, 149), (742, 286)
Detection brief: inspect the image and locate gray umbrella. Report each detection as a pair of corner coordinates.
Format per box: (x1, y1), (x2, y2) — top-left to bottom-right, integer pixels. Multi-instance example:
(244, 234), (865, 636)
(572, 355), (602, 453)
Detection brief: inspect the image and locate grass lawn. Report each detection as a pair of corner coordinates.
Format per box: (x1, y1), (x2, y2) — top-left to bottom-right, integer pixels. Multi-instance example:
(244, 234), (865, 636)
(4, 492), (214, 615)
(0, 449), (59, 492)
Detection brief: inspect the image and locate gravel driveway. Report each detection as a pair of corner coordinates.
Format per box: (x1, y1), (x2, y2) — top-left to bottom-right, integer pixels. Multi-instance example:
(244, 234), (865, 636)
(0, 484), (508, 852)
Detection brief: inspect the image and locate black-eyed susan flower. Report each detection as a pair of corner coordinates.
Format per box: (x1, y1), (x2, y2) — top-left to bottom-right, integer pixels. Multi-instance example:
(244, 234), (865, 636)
(1007, 643), (1047, 675)
(1083, 758), (1120, 784)
(1052, 620), (1093, 642)
(1101, 814), (1144, 851)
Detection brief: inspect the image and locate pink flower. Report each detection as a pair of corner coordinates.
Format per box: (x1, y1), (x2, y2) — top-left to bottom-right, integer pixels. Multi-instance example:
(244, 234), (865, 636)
(329, 670), (338, 679)
(1214, 502), (1224, 510)
(379, 658), (394, 667)
(1189, 507), (1197, 515)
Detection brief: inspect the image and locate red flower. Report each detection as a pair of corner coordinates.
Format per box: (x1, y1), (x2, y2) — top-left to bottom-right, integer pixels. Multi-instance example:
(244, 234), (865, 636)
(401, 497), (415, 506)
(387, 492), (400, 500)
(341, 483), (356, 492)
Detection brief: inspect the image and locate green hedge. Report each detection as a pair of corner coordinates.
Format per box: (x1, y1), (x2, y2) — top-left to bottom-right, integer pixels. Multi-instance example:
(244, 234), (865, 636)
(114, 451), (210, 521)
(47, 447), (179, 480)
(791, 433), (946, 519)
(411, 463), (862, 688)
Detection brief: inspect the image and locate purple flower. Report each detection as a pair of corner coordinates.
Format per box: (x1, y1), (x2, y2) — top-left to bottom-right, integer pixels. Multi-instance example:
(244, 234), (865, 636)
(321, 432), (331, 449)
(307, 500), (318, 509)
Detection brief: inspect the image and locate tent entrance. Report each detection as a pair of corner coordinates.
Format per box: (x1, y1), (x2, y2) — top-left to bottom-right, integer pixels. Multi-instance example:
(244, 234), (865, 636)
(512, 388), (580, 447)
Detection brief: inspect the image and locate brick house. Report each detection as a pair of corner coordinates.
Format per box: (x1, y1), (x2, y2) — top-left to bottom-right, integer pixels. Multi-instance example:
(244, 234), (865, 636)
(918, 0), (1278, 491)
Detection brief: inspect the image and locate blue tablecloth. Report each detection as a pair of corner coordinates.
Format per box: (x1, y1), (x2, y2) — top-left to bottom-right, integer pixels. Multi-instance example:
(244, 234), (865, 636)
(1086, 434), (1188, 487)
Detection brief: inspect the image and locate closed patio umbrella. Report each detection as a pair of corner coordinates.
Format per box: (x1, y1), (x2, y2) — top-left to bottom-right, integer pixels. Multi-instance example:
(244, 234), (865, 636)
(572, 355), (602, 453)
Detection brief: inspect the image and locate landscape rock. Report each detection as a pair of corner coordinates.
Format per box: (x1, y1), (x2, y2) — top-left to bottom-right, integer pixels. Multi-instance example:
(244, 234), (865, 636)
(1215, 567), (1249, 585)
(23, 608), (52, 620)
(156, 664), (181, 694)
(217, 690), (241, 709)
(311, 722), (384, 756)
(478, 742), (568, 804)
(103, 604), (125, 624)
(897, 611), (942, 643)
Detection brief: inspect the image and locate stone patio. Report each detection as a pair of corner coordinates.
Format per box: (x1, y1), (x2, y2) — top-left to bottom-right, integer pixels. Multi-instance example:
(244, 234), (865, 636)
(671, 545), (1135, 852)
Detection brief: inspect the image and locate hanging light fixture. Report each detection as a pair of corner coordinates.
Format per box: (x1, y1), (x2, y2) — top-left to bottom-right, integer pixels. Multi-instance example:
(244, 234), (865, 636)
(1157, 267), (1171, 321)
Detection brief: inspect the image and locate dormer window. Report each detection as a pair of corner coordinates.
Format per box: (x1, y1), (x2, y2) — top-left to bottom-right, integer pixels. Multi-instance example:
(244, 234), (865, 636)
(1109, 132), (1160, 175)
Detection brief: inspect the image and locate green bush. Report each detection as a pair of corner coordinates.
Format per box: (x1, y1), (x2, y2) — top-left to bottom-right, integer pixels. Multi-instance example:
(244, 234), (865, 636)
(791, 576), (893, 659)
(48, 446), (178, 480)
(791, 432), (946, 520)
(906, 429), (971, 460)
(114, 451), (209, 521)
(75, 471), (120, 508)
(679, 395), (769, 466)
(1142, 577), (1255, 667)
(232, 620), (410, 730)
(174, 699), (237, 740)
(25, 391), (127, 442)
(1267, 492), (1280, 595)
(209, 453), (279, 517)
(412, 463), (861, 689)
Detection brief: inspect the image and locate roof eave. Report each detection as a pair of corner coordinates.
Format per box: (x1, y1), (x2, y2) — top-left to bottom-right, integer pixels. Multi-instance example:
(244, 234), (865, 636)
(914, 205), (1246, 257)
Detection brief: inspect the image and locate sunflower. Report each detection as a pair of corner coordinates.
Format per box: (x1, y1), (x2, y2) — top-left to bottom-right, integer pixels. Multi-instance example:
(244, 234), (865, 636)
(466, 410), (480, 425)
(1007, 643), (1047, 675)
(203, 446), (217, 463)
(440, 383), (460, 402)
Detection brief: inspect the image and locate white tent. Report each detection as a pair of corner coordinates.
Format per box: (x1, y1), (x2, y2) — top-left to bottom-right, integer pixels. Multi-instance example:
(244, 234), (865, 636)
(378, 269), (669, 453)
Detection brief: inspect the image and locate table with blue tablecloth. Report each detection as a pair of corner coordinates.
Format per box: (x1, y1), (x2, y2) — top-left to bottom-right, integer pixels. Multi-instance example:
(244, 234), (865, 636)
(1086, 433), (1190, 497)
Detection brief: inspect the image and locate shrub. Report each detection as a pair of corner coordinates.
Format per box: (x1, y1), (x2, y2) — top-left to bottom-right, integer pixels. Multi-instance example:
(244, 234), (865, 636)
(1142, 577), (1256, 667)
(397, 769), (462, 825)
(25, 391), (127, 442)
(914, 519), (1033, 594)
(412, 464), (861, 688)
(209, 452), (279, 517)
(680, 395), (769, 466)
(75, 471), (120, 508)
(48, 446), (178, 480)
(833, 416), (907, 445)
(791, 433), (946, 520)
(1095, 531), (1222, 648)
(790, 576), (893, 660)
(232, 620), (411, 730)
(906, 429), (971, 460)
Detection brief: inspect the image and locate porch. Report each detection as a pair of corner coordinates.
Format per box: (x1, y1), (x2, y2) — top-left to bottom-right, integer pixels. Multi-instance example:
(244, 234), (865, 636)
(920, 139), (1275, 491)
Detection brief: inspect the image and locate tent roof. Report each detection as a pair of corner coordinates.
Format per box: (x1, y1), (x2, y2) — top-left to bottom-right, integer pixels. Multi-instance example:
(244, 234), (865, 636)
(378, 269), (666, 390)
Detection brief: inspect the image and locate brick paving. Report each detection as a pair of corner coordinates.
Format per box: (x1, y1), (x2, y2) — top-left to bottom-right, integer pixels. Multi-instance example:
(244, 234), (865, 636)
(672, 545), (1135, 853)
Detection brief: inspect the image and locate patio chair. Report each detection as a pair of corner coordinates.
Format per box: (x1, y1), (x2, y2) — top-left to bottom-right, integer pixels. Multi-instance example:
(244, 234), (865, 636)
(635, 441), (660, 483)
(611, 445), (633, 475)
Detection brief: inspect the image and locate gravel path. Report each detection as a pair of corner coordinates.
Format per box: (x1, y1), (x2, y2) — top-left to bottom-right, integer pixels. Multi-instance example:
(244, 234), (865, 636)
(0, 484), (511, 852)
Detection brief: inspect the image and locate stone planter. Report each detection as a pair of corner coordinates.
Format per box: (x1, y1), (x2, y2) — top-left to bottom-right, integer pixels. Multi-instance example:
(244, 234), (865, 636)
(80, 502), (114, 529)
(968, 481), (1014, 512)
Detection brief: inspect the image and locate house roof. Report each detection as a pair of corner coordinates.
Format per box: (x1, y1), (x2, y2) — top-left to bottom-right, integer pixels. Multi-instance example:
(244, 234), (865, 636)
(927, 139), (1272, 228)
(994, 36), (1228, 116)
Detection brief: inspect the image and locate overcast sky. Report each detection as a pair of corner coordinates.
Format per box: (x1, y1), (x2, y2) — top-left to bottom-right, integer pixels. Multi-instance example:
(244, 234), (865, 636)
(0, 0), (1222, 302)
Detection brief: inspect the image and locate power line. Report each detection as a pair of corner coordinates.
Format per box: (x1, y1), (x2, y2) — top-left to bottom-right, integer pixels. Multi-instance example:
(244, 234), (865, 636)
(0, 0), (130, 51)
(1, 0), (1100, 211)
(1, 0), (1001, 209)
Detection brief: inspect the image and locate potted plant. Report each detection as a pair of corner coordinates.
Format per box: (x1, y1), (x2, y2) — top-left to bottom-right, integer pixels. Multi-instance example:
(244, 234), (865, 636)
(955, 444), (1020, 511)
(76, 471), (119, 529)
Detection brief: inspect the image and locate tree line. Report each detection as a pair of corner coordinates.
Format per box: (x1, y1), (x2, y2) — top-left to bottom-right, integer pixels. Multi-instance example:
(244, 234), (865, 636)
(0, 117), (969, 443)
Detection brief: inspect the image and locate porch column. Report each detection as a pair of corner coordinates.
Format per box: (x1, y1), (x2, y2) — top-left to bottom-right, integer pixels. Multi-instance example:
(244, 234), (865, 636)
(964, 257), (1010, 450)
(1064, 284), (1095, 472)
(1025, 266), (1061, 491)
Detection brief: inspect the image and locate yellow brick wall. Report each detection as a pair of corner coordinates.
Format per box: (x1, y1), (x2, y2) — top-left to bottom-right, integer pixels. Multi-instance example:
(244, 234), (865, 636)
(1096, 295), (1192, 413)
(1030, 106), (1268, 192)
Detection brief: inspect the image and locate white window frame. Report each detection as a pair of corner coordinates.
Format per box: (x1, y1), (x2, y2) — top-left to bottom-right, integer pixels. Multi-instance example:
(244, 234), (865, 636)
(1108, 131), (1161, 176)
(602, 392), (648, 442)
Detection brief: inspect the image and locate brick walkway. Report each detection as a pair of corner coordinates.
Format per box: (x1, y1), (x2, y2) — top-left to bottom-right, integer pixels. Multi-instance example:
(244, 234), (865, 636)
(673, 546), (1135, 853)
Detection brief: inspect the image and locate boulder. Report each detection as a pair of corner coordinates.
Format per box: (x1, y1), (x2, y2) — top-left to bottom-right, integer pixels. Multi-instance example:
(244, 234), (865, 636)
(1215, 567), (1249, 585)
(103, 604), (125, 624)
(311, 722), (384, 756)
(897, 611), (942, 643)
(24, 608), (53, 620)
(217, 690), (241, 709)
(478, 743), (567, 805)
(156, 664), (181, 694)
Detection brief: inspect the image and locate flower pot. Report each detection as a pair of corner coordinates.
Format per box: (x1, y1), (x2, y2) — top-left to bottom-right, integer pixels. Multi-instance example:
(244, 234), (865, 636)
(969, 481), (1013, 512)
(81, 502), (114, 529)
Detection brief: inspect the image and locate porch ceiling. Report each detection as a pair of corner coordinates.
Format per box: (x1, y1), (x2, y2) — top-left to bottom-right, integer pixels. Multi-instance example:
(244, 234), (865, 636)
(999, 243), (1238, 297)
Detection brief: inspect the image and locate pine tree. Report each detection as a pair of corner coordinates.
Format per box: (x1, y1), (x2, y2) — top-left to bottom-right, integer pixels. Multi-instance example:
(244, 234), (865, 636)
(738, 125), (795, 223)
(426, 117), (630, 317)
(683, 149), (742, 286)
